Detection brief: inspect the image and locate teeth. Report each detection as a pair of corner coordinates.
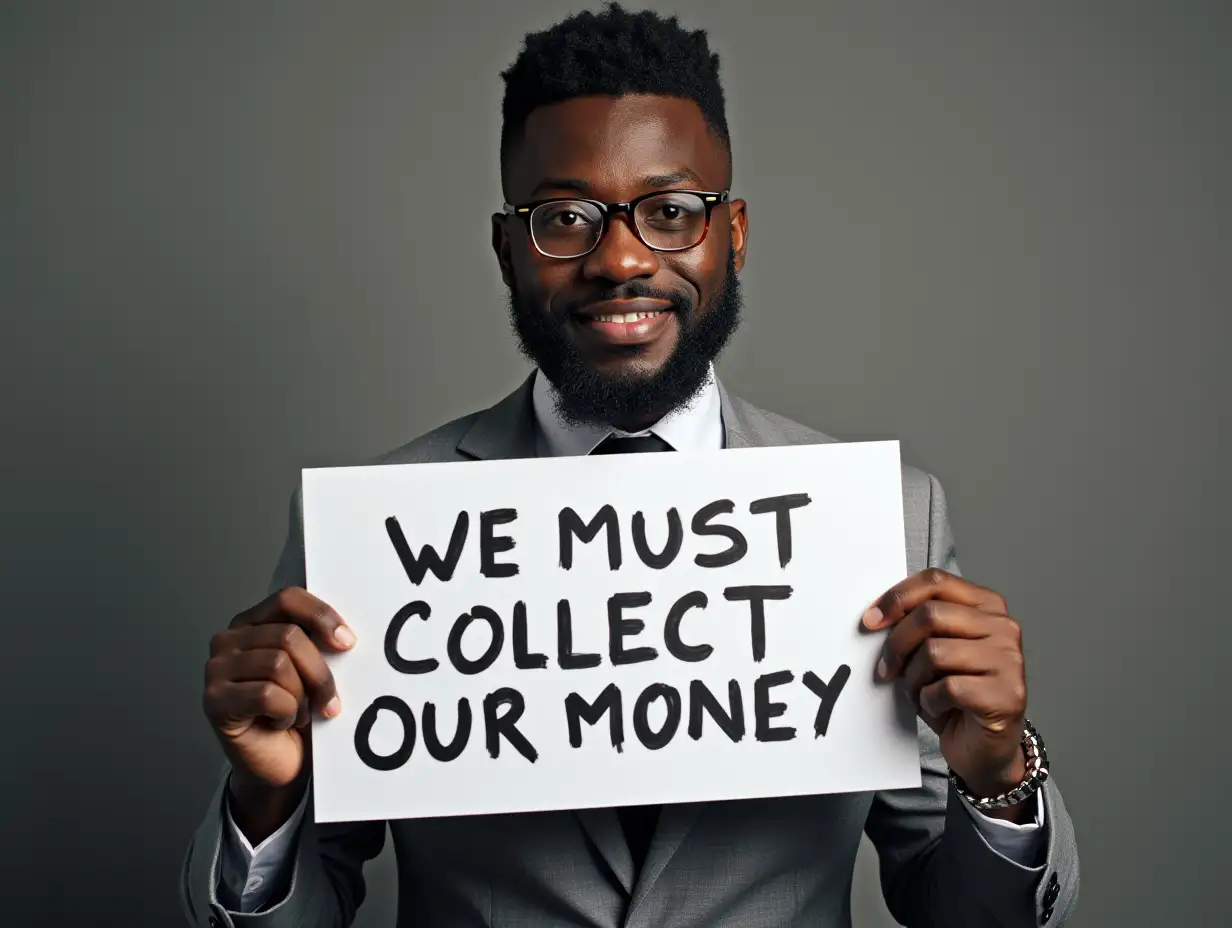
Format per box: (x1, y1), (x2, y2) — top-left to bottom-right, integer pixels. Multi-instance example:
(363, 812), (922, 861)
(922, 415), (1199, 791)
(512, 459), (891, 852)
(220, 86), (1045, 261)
(593, 311), (663, 323)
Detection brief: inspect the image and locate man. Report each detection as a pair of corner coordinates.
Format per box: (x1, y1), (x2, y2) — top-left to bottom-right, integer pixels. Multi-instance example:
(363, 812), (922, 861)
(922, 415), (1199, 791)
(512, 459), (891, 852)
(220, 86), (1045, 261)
(182, 5), (1078, 927)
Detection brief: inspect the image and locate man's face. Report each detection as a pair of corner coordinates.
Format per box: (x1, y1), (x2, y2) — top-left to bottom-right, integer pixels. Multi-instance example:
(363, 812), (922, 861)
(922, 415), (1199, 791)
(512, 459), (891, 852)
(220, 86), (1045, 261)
(493, 94), (748, 428)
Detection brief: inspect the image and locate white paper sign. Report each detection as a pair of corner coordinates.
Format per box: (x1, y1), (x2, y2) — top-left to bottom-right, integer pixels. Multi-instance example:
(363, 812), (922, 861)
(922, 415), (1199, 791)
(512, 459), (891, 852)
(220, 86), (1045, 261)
(302, 440), (920, 824)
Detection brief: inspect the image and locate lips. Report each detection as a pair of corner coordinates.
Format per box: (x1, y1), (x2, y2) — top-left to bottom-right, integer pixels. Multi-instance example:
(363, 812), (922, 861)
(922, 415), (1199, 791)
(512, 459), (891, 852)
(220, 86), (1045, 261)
(571, 298), (676, 346)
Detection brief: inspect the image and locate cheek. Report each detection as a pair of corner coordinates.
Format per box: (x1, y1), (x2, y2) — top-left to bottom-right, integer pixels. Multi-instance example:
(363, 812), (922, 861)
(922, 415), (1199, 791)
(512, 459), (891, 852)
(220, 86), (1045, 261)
(667, 246), (724, 308)
(511, 243), (571, 307)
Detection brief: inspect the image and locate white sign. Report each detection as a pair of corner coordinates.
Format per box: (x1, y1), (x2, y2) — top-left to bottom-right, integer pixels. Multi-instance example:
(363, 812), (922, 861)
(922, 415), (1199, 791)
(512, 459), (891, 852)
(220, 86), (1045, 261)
(302, 441), (920, 824)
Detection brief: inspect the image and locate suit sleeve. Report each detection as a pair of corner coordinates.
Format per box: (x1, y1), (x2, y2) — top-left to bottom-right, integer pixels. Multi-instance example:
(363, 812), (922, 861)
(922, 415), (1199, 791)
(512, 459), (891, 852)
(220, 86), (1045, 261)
(180, 487), (387, 928)
(863, 473), (1079, 928)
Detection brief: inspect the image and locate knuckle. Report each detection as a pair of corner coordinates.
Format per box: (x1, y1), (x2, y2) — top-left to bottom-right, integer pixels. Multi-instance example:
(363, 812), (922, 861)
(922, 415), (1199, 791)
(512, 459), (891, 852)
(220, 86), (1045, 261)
(881, 587), (904, 614)
(1008, 679), (1027, 708)
(277, 623), (304, 650)
(922, 567), (947, 587)
(924, 637), (948, 666)
(942, 675), (964, 700)
(204, 655), (228, 683)
(990, 592), (1009, 615)
(209, 630), (233, 656)
(268, 649), (293, 677)
(1003, 616), (1023, 646)
(917, 600), (942, 630)
(274, 586), (301, 613)
(257, 681), (282, 708)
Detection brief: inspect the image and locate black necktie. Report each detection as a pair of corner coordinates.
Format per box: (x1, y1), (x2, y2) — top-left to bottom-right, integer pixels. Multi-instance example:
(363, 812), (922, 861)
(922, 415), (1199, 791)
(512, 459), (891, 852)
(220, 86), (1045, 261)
(589, 431), (672, 872)
(591, 433), (674, 455)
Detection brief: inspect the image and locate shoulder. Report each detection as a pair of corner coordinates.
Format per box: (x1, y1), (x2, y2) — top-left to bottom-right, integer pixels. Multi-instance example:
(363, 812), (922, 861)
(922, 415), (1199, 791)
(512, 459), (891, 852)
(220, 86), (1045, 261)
(359, 411), (484, 467)
(725, 390), (938, 546)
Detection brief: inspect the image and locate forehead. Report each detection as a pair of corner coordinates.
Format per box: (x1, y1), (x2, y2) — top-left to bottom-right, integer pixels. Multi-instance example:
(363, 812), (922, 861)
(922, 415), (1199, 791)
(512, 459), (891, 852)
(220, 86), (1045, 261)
(505, 94), (729, 200)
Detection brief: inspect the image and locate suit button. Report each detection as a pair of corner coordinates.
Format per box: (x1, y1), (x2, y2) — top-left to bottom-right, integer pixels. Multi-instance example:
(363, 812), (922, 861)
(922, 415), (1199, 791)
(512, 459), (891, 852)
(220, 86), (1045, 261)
(1041, 905), (1053, 924)
(1044, 884), (1059, 905)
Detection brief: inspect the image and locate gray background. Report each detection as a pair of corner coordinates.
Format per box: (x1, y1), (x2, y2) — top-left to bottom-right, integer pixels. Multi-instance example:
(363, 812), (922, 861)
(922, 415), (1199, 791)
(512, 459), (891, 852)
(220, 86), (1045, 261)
(2, 1), (1227, 925)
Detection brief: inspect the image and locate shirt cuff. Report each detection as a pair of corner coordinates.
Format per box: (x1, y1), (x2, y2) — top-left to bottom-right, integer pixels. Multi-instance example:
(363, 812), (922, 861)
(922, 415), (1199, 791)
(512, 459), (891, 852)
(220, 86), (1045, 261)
(217, 780), (309, 913)
(957, 790), (1047, 868)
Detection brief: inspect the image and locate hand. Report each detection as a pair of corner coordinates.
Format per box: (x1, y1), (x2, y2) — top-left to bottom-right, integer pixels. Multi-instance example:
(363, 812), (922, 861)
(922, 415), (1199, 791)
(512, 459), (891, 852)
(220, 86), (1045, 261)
(863, 569), (1027, 801)
(203, 587), (355, 794)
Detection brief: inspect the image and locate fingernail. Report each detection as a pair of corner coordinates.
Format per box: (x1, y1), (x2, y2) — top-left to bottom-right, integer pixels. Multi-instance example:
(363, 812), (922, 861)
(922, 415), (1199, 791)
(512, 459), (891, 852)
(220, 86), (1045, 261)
(863, 606), (883, 629)
(334, 626), (356, 649)
(876, 658), (888, 679)
(323, 697), (341, 718)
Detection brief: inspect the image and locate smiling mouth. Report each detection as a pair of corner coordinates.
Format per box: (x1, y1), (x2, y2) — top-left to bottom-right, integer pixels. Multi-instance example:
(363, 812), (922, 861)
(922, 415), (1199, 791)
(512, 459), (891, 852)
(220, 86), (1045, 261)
(570, 301), (677, 347)
(589, 310), (667, 323)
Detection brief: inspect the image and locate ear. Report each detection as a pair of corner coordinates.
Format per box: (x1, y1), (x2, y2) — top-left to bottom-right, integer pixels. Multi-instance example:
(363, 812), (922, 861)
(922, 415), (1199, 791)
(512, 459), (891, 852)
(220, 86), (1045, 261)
(491, 213), (516, 290)
(727, 199), (748, 272)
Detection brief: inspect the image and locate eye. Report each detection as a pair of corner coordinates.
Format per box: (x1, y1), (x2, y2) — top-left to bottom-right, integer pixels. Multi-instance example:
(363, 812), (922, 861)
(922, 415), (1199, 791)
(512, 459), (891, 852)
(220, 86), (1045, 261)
(539, 203), (598, 228)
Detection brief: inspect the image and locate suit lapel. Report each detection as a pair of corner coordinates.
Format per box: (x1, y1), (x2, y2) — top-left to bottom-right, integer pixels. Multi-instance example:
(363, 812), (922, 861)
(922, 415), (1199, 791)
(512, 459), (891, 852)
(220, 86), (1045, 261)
(454, 373), (539, 461)
(576, 809), (635, 895)
(625, 802), (702, 916)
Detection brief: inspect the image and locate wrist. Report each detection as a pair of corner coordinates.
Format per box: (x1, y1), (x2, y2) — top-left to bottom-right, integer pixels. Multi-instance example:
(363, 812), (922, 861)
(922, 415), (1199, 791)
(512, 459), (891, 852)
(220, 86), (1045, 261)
(950, 719), (1050, 817)
(962, 751), (1028, 801)
(227, 769), (307, 845)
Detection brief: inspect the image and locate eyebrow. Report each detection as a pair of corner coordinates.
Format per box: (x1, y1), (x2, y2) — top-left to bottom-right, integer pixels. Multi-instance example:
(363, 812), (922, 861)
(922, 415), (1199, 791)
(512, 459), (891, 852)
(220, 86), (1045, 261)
(527, 168), (710, 200)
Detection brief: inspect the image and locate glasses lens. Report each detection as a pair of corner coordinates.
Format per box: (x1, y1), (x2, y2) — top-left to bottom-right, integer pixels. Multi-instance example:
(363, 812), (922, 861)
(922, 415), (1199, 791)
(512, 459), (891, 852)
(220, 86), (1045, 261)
(530, 200), (605, 258)
(634, 192), (708, 251)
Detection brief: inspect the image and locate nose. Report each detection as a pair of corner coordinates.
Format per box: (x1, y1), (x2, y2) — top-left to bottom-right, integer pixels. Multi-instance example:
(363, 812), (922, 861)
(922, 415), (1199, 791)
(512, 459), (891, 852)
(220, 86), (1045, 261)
(581, 211), (659, 283)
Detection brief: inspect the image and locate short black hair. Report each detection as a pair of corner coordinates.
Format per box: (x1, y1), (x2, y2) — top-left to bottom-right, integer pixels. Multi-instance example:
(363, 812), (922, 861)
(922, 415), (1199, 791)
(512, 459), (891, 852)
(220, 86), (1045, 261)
(499, 3), (729, 180)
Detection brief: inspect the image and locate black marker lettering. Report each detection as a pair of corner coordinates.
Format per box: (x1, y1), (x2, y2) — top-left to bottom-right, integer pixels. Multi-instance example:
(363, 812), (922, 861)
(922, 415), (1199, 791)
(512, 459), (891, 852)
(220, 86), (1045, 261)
(801, 665), (852, 737)
(748, 493), (812, 568)
(479, 508), (519, 578)
(664, 590), (711, 662)
(354, 695), (416, 771)
(564, 683), (625, 752)
(608, 591), (657, 666)
(483, 687), (538, 762)
(688, 679), (745, 742)
(723, 585), (794, 662)
(691, 499), (748, 568)
(385, 601), (439, 674)
(556, 599), (601, 669)
(633, 683), (682, 750)
(754, 670), (796, 742)
(632, 507), (683, 569)
(446, 605), (504, 675)
(385, 512), (468, 584)
(512, 600), (548, 670)
(422, 699), (472, 761)
(558, 505), (621, 570)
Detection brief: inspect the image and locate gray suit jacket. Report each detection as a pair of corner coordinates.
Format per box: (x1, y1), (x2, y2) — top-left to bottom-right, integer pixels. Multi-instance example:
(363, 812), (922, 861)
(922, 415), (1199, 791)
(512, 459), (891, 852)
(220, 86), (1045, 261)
(182, 377), (1079, 928)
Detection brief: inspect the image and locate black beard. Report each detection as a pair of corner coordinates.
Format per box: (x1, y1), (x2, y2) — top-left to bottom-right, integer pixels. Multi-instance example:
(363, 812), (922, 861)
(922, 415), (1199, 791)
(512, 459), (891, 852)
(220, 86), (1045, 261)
(507, 250), (743, 427)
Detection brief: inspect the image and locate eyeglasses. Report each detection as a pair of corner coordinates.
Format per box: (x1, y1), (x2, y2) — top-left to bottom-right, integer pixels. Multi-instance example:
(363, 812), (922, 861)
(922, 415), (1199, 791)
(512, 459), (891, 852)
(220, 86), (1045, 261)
(503, 189), (730, 260)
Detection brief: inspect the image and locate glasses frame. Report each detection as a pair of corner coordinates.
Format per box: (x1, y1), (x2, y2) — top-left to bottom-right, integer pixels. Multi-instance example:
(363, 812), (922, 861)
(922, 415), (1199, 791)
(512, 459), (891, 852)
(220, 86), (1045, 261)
(502, 188), (731, 259)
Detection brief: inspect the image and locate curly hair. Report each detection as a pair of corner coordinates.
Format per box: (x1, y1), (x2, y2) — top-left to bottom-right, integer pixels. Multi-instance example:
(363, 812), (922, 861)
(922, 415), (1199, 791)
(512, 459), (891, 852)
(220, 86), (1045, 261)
(499, 3), (729, 174)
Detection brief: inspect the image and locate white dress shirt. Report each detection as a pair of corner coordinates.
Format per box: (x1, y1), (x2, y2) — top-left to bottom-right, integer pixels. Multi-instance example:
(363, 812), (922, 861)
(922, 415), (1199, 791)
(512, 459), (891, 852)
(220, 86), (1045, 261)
(218, 366), (1045, 913)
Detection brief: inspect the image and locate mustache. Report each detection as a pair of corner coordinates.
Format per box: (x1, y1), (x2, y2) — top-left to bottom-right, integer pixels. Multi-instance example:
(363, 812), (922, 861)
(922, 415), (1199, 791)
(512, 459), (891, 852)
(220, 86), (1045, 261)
(558, 280), (694, 317)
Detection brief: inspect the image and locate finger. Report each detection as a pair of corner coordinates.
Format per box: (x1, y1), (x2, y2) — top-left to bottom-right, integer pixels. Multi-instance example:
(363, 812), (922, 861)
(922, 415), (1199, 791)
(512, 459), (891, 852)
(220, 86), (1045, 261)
(230, 587), (356, 652)
(207, 680), (300, 732)
(878, 601), (989, 680)
(918, 674), (1017, 720)
(225, 623), (340, 717)
(862, 568), (1007, 630)
(898, 638), (997, 701)
(225, 647), (307, 709)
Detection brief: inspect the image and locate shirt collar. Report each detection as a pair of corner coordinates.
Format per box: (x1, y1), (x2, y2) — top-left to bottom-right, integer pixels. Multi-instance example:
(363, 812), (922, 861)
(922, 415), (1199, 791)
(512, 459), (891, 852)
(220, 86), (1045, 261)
(531, 365), (724, 457)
